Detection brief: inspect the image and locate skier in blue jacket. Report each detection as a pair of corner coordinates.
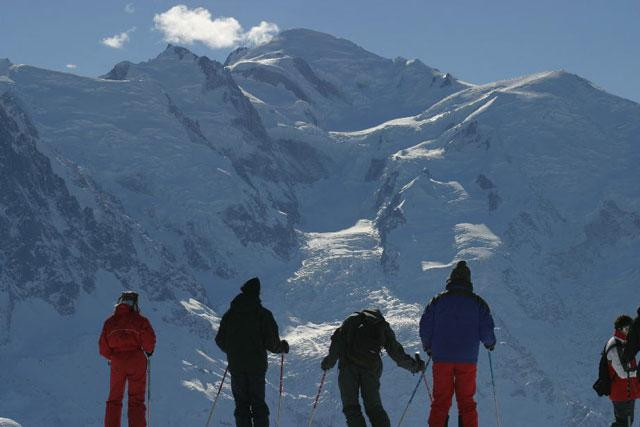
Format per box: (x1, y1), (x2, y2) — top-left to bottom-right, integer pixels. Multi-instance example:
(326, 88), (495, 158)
(419, 261), (496, 427)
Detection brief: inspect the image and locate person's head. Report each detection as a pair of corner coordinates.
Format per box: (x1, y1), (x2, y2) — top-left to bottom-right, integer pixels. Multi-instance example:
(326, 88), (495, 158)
(447, 260), (471, 285)
(614, 315), (633, 336)
(117, 291), (140, 312)
(241, 277), (261, 297)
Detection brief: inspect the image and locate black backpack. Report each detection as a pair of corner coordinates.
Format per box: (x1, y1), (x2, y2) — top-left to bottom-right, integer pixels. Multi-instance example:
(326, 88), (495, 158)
(344, 311), (385, 369)
(593, 341), (619, 397)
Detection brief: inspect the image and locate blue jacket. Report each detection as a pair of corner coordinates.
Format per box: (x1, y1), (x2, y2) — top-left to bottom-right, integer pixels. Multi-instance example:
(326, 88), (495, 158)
(419, 281), (496, 363)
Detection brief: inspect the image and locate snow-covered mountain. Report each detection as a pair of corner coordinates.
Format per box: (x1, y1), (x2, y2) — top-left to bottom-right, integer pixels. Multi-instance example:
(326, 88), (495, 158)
(226, 29), (466, 131)
(1, 28), (639, 426)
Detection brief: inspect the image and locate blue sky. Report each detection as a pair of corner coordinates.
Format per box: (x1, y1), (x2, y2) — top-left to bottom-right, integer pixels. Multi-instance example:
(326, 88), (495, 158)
(1, 0), (638, 103)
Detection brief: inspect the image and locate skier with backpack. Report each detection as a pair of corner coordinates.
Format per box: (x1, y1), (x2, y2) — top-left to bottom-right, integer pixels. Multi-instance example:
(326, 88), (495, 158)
(99, 291), (156, 427)
(601, 315), (640, 426)
(215, 277), (289, 427)
(320, 308), (425, 427)
(419, 261), (496, 427)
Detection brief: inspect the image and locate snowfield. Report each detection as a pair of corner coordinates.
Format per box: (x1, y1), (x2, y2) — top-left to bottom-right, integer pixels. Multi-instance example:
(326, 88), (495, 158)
(1, 28), (639, 426)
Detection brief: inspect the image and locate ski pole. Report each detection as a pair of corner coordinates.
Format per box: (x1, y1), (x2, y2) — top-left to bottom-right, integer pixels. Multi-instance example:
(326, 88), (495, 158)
(626, 370), (631, 427)
(276, 353), (285, 427)
(488, 351), (501, 427)
(422, 356), (433, 402)
(397, 370), (426, 427)
(307, 370), (327, 427)
(205, 366), (228, 427)
(147, 356), (151, 427)
(397, 354), (427, 427)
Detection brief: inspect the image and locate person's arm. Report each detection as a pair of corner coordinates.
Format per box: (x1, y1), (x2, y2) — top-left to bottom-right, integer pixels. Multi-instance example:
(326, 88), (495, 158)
(215, 313), (228, 353)
(262, 309), (286, 354)
(382, 322), (417, 372)
(321, 326), (343, 370)
(419, 302), (435, 354)
(479, 302), (497, 350)
(99, 323), (113, 360)
(140, 317), (156, 355)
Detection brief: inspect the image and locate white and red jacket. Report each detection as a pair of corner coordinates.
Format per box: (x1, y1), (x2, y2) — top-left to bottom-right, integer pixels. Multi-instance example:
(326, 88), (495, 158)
(607, 330), (640, 402)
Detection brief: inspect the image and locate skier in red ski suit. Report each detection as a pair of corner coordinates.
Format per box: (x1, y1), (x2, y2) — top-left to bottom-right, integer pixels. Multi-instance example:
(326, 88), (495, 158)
(99, 291), (156, 427)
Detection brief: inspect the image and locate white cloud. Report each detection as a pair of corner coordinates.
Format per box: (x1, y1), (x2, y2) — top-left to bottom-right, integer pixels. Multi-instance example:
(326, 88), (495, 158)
(65, 64), (77, 69)
(245, 21), (280, 47)
(153, 5), (279, 49)
(101, 27), (136, 49)
(124, 3), (135, 14)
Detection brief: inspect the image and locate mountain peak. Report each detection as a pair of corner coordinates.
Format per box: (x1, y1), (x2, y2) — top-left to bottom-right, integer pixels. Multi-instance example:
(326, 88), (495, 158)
(157, 44), (199, 61)
(499, 70), (599, 98)
(228, 27), (381, 66)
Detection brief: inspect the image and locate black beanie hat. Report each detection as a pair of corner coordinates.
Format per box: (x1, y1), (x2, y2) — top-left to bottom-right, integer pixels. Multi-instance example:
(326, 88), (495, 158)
(241, 277), (261, 295)
(448, 261), (471, 284)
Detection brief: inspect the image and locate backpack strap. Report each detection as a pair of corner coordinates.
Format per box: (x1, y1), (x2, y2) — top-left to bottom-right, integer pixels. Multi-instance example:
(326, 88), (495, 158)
(603, 341), (620, 356)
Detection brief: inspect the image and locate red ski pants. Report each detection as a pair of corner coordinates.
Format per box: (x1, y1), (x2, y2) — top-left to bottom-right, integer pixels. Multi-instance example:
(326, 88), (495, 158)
(428, 362), (477, 427)
(105, 350), (148, 427)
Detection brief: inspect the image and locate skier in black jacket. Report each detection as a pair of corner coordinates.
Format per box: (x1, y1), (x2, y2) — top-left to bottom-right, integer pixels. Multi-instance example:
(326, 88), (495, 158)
(321, 309), (425, 427)
(215, 277), (288, 427)
(622, 307), (640, 365)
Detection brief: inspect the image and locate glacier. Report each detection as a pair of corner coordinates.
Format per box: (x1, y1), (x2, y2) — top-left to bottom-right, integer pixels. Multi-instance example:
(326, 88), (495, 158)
(1, 28), (639, 426)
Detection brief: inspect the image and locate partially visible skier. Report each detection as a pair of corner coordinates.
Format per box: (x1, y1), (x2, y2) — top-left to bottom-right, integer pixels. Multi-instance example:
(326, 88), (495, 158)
(606, 314), (640, 426)
(622, 307), (640, 364)
(99, 291), (156, 427)
(420, 261), (496, 427)
(215, 277), (289, 427)
(321, 308), (425, 427)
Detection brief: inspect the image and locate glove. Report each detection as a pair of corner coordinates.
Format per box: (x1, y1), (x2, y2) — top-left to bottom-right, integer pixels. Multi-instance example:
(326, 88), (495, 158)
(413, 359), (426, 373)
(409, 353), (426, 374)
(321, 357), (334, 371)
(485, 343), (495, 352)
(146, 351), (153, 358)
(280, 340), (289, 354)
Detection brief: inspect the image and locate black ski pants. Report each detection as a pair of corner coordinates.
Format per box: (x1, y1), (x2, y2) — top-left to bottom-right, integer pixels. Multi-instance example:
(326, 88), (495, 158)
(230, 370), (269, 427)
(612, 400), (635, 427)
(338, 362), (390, 427)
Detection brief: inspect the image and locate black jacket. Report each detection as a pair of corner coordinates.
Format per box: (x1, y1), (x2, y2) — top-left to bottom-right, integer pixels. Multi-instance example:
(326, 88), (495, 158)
(622, 309), (640, 365)
(215, 292), (284, 374)
(323, 309), (415, 373)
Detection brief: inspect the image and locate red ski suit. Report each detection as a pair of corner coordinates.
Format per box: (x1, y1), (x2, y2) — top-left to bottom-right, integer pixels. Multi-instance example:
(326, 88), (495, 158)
(429, 362), (478, 427)
(99, 304), (156, 427)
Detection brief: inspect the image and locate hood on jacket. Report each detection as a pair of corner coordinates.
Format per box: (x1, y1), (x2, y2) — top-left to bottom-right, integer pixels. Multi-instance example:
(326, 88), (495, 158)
(230, 292), (262, 313)
(360, 308), (384, 324)
(241, 277), (261, 297)
(114, 303), (134, 316)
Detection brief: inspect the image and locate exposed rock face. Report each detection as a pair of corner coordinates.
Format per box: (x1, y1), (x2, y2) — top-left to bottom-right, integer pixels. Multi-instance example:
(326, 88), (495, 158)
(0, 93), (206, 343)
